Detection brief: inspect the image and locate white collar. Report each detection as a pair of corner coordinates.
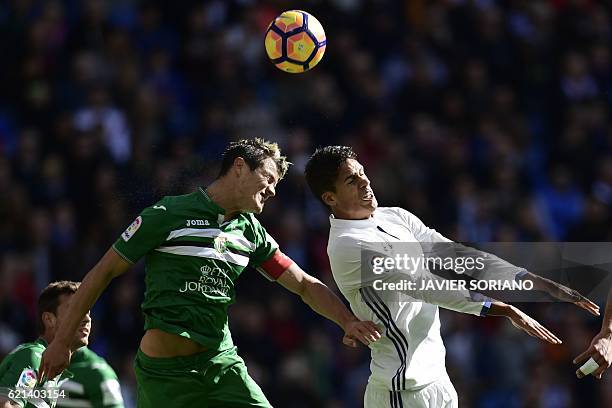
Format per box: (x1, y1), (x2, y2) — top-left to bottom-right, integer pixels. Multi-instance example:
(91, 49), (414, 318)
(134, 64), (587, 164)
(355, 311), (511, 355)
(329, 212), (377, 229)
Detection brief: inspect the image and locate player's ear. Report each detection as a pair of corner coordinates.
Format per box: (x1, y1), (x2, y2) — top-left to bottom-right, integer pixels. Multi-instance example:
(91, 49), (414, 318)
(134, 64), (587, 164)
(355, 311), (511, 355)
(232, 157), (247, 177)
(42, 312), (56, 331)
(321, 191), (336, 208)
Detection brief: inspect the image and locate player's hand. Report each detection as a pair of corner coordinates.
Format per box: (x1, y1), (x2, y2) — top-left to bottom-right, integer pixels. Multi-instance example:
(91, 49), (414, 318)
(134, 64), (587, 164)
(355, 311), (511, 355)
(506, 305), (562, 344)
(529, 274), (600, 316)
(573, 330), (612, 379)
(342, 319), (381, 347)
(342, 333), (359, 348)
(39, 340), (72, 383)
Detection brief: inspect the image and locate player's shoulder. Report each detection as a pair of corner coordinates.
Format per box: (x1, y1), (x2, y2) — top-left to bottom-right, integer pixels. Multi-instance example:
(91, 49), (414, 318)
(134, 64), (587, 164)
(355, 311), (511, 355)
(375, 206), (409, 217)
(327, 230), (362, 258)
(3, 340), (46, 367)
(72, 346), (103, 363)
(71, 348), (117, 378)
(328, 216), (374, 246)
(375, 206), (416, 223)
(240, 213), (266, 239)
(144, 191), (200, 213)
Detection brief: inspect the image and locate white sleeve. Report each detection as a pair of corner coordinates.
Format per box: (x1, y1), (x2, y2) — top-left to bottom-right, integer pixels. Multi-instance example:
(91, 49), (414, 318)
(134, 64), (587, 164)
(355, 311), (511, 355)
(396, 208), (527, 282)
(396, 207), (451, 243)
(361, 240), (491, 316)
(327, 235), (367, 292)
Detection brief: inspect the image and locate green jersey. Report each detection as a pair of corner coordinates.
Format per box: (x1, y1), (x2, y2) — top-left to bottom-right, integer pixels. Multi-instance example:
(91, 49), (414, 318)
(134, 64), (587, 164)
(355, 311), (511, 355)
(0, 338), (71, 408)
(56, 347), (124, 408)
(112, 188), (280, 351)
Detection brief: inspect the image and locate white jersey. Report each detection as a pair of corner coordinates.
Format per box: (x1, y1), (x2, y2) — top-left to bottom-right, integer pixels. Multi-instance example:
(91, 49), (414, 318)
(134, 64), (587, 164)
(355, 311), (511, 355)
(327, 207), (523, 392)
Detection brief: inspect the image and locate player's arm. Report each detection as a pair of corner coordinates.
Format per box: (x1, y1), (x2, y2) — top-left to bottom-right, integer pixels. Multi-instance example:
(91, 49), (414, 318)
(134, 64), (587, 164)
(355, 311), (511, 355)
(358, 239), (562, 344)
(251, 223), (380, 346)
(40, 249), (131, 382)
(0, 399), (19, 408)
(574, 286), (612, 379)
(41, 205), (168, 381)
(399, 208), (599, 316)
(382, 262), (562, 344)
(486, 301), (561, 344)
(276, 261), (381, 346)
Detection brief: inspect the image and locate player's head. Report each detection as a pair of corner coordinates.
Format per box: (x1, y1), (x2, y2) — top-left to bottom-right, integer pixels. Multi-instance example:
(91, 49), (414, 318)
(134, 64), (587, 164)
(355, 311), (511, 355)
(305, 146), (377, 219)
(217, 138), (290, 213)
(38, 281), (91, 349)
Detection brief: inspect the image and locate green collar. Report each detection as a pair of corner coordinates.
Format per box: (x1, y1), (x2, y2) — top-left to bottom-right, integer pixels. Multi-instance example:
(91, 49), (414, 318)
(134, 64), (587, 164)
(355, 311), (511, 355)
(36, 337), (49, 347)
(199, 187), (226, 216)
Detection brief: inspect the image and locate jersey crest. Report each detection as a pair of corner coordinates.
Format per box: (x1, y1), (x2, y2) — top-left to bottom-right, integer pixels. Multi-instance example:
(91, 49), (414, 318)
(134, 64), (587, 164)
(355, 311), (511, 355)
(214, 236), (228, 253)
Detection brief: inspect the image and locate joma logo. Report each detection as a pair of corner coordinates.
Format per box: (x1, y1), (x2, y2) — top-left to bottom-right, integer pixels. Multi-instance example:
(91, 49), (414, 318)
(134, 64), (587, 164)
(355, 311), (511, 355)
(186, 219), (209, 227)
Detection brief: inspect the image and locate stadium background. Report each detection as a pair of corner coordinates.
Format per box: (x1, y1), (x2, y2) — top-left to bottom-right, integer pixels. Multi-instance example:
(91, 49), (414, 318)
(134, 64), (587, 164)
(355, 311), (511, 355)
(0, 0), (611, 406)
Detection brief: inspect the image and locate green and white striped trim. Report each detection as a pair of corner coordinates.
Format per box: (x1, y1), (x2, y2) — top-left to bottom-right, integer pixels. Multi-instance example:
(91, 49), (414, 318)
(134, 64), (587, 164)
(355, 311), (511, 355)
(155, 246), (250, 266)
(166, 228), (255, 252)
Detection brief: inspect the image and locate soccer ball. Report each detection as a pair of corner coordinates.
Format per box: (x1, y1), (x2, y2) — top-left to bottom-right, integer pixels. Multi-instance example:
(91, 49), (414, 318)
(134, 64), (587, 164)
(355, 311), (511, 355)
(264, 10), (326, 73)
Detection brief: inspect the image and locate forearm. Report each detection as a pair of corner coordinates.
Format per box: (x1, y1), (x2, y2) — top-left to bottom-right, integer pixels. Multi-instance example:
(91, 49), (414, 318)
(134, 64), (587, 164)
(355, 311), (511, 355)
(300, 278), (356, 331)
(55, 249), (123, 346)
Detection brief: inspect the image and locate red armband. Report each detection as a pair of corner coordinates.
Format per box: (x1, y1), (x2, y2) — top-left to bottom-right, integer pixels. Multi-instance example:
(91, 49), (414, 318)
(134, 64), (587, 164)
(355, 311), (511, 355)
(257, 249), (294, 280)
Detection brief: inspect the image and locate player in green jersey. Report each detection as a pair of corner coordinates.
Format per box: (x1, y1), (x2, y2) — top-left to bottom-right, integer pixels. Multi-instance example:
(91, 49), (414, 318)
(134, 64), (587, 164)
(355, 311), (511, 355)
(40, 138), (381, 407)
(0, 281), (91, 408)
(57, 346), (124, 408)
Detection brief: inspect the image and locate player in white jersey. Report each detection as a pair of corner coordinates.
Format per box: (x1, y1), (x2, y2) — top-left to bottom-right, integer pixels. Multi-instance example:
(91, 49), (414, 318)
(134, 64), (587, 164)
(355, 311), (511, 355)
(304, 146), (600, 408)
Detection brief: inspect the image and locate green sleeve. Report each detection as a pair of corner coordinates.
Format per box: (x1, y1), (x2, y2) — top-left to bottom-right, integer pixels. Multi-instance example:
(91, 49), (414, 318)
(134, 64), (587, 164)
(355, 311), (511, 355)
(248, 217), (280, 268)
(112, 200), (172, 264)
(0, 348), (42, 407)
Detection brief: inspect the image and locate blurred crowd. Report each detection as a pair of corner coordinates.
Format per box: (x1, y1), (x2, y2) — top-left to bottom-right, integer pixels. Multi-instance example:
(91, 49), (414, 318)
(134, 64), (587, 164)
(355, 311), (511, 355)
(1, 0), (612, 407)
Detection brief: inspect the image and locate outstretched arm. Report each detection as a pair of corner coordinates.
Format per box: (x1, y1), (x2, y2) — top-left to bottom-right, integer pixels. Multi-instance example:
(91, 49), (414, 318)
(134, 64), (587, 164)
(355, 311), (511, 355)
(329, 234), (562, 344)
(574, 286), (612, 379)
(487, 302), (562, 344)
(401, 208), (599, 316)
(386, 270), (562, 344)
(39, 248), (131, 381)
(359, 242), (562, 344)
(516, 272), (600, 316)
(277, 263), (381, 346)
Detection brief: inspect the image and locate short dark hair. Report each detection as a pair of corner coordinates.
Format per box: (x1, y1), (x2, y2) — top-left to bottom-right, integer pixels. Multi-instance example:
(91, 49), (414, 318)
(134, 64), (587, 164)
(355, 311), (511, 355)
(304, 146), (357, 210)
(218, 138), (290, 179)
(37, 281), (80, 334)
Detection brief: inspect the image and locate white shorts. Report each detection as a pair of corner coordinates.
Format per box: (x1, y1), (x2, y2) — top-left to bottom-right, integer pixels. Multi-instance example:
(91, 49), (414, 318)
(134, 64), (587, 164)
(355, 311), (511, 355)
(364, 373), (458, 408)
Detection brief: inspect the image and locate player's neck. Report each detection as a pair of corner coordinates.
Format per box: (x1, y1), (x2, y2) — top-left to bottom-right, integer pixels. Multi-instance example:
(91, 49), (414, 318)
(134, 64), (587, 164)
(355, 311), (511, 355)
(205, 180), (240, 220)
(40, 333), (52, 346)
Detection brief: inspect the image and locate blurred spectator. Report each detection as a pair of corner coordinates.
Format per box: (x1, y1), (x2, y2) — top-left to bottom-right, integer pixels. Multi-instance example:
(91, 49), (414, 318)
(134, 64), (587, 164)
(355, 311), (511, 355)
(73, 86), (131, 163)
(1, 1), (611, 407)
